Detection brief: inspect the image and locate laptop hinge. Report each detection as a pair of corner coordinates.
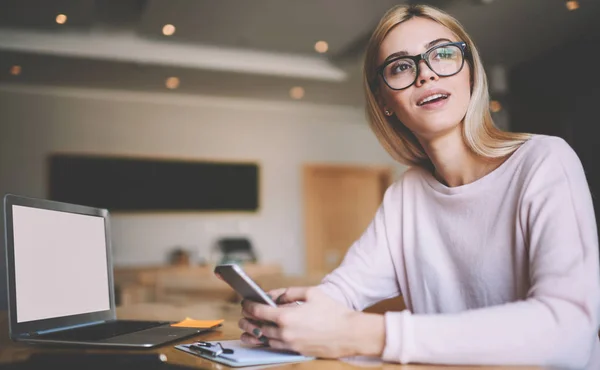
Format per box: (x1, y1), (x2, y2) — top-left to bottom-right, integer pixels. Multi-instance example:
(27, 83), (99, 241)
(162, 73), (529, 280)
(32, 320), (107, 336)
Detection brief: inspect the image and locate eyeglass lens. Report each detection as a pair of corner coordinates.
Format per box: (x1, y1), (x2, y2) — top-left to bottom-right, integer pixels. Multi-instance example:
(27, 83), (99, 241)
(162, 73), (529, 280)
(383, 44), (463, 90)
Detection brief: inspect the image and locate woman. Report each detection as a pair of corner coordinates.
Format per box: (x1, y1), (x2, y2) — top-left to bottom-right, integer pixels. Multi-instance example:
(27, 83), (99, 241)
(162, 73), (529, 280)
(239, 4), (600, 368)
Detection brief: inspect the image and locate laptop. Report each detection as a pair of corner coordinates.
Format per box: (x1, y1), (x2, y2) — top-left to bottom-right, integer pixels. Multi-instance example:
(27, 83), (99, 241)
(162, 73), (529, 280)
(3, 194), (212, 348)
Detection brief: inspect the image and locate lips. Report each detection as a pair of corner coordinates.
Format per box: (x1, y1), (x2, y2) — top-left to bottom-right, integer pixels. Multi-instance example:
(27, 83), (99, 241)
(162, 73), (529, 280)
(416, 90), (451, 106)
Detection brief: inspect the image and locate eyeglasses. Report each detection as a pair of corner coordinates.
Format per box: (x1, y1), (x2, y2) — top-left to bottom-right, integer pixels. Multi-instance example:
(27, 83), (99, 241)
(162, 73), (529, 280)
(189, 341), (235, 357)
(377, 41), (468, 91)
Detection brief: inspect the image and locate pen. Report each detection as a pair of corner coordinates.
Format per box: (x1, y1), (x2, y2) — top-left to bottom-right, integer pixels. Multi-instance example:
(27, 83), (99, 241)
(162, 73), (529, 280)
(188, 342), (234, 357)
(189, 343), (222, 357)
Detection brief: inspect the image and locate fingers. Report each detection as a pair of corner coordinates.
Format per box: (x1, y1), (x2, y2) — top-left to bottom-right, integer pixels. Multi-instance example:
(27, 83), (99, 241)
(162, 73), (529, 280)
(257, 323), (283, 341)
(238, 318), (262, 337)
(240, 332), (263, 346)
(241, 306), (262, 322)
(278, 302), (301, 308)
(266, 338), (293, 352)
(238, 315), (293, 343)
(240, 333), (291, 351)
(242, 299), (282, 323)
(238, 318), (276, 346)
(238, 318), (278, 338)
(241, 333), (292, 352)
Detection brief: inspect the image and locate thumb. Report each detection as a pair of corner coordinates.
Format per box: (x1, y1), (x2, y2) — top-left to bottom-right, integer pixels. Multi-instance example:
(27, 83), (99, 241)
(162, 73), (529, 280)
(266, 288), (288, 302)
(275, 286), (313, 303)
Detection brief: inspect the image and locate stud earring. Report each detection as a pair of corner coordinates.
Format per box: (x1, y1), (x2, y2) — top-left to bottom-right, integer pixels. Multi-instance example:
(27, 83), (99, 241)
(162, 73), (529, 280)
(384, 109), (392, 116)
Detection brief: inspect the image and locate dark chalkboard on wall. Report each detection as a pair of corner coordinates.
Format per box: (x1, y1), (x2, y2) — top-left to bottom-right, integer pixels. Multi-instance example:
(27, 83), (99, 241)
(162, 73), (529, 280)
(48, 154), (259, 212)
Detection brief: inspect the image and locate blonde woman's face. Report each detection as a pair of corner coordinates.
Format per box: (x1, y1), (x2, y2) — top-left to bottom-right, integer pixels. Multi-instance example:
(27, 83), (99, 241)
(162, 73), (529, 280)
(377, 17), (471, 140)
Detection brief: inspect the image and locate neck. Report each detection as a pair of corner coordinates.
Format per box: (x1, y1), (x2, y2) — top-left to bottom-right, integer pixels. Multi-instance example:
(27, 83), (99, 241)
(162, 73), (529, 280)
(419, 126), (499, 188)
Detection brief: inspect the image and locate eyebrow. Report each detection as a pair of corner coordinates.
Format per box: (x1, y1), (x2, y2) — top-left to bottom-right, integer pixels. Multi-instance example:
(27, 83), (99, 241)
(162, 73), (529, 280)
(383, 38), (453, 63)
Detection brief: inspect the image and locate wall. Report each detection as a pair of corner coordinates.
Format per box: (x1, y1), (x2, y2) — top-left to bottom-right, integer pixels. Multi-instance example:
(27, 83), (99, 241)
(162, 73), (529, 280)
(0, 84), (406, 308)
(509, 29), (600, 231)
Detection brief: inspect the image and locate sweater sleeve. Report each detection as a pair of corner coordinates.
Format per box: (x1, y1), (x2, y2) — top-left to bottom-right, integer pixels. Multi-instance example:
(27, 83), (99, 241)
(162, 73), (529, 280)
(318, 182), (402, 311)
(382, 139), (600, 368)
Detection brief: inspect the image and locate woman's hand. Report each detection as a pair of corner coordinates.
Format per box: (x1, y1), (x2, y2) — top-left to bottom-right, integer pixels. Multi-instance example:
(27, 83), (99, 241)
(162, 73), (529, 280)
(237, 286), (386, 358)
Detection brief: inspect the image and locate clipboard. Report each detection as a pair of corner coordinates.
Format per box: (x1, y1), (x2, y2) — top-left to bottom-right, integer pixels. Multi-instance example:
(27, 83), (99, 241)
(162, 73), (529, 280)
(175, 340), (314, 367)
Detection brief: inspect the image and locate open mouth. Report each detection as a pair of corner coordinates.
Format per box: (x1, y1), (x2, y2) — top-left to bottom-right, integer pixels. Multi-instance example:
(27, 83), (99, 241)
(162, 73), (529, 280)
(417, 93), (449, 106)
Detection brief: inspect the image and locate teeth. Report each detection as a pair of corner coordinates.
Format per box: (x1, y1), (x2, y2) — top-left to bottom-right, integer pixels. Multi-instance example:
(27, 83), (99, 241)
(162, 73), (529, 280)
(419, 93), (448, 105)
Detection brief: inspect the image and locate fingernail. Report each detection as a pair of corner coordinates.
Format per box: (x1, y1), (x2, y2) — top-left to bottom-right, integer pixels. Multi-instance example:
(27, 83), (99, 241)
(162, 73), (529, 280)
(252, 328), (261, 337)
(259, 336), (269, 344)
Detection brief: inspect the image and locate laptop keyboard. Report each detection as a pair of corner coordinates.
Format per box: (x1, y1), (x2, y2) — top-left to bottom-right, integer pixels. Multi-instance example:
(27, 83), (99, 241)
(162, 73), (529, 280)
(37, 320), (170, 341)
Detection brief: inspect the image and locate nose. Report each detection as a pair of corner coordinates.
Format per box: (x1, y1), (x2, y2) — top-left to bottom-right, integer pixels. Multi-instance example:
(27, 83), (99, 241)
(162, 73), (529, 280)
(414, 59), (439, 87)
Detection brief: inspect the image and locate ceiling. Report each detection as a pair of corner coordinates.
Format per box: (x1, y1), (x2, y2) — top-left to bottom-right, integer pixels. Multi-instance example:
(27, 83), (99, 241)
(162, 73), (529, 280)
(1, 0), (599, 107)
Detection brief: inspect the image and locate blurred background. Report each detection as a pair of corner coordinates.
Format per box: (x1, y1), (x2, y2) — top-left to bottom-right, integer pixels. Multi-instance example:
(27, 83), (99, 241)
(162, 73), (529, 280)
(0, 0), (599, 312)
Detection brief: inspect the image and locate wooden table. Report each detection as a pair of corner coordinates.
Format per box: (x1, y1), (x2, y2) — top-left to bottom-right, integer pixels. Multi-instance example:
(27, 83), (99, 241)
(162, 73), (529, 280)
(0, 304), (547, 369)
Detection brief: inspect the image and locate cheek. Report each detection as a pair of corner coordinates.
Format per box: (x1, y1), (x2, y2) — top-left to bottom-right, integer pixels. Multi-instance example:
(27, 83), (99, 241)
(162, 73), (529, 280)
(390, 92), (425, 132)
(459, 63), (472, 95)
(385, 91), (413, 120)
(455, 70), (472, 112)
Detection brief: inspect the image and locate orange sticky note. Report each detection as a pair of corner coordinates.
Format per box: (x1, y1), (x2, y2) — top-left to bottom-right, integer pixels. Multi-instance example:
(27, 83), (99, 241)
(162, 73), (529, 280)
(171, 317), (224, 328)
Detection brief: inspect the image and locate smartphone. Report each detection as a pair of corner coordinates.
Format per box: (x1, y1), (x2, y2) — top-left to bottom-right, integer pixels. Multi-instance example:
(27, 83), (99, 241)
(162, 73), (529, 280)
(214, 264), (277, 307)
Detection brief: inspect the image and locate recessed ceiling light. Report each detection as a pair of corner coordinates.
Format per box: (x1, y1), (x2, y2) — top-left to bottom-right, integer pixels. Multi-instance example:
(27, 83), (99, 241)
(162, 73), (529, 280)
(566, 0), (579, 10)
(490, 100), (502, 113)
(165, 77), (180, 89)
(289, 86), (305, 100)
(314, 41), (329, 53)
(10, 65), (22, 76)
(162, 24), (176, 36)
(55, 14), (67, 25)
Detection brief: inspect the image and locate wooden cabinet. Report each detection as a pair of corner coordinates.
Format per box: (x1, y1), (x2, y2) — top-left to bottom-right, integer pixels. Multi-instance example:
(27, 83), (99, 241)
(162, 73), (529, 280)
(113, 264), (282, 306)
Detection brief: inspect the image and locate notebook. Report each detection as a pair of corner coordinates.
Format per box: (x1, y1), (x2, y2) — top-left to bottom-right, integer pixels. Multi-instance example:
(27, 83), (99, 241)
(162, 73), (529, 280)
(3, 194), (213, 348)
(175, 340), (315, 367)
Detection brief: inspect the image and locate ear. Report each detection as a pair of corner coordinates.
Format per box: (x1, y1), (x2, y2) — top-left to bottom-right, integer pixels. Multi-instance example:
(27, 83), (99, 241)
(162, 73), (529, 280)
(375, 90), (392, 117)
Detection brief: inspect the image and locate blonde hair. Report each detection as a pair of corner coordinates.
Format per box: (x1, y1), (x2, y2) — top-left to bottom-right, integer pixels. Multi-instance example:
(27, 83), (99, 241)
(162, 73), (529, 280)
(363, 4), (531, 167)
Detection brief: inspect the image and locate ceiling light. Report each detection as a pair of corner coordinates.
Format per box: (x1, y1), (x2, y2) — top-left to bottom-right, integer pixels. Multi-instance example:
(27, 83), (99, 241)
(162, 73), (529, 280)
(10, 65), (22, 76)
(165, 77), (180, 89)
(566, 0), (579, 10)
(314, 41), (329, 53)
(490, 100), (502, 113)
(55, 14), (67, 24)
(162, 24), (176, 36)
(289, 86), (305, 100)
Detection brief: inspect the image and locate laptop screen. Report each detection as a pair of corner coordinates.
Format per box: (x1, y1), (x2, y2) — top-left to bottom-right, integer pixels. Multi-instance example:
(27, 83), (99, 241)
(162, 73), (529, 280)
(11, 205), (111, 323)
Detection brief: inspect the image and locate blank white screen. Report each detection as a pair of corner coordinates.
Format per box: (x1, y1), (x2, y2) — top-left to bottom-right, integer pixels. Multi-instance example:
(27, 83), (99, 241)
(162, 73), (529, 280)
(12, 205), (110, 323)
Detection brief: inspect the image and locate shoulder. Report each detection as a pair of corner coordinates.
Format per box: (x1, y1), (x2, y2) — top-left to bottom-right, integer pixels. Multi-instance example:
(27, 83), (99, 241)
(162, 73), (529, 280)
(381, 166), (429, 202)
(517, 134), (588, 196)
(516, 134), (582, 172)
(520, 134), (571, 156)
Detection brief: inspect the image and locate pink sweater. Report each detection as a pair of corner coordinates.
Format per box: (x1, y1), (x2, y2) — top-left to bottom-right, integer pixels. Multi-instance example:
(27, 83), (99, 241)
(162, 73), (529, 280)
(319, 135), (600, 369)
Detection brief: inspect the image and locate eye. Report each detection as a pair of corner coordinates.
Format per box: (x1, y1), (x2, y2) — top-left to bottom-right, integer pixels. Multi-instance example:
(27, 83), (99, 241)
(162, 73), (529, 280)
(389, 61), (414, 75)
(432, 47), (457, 60)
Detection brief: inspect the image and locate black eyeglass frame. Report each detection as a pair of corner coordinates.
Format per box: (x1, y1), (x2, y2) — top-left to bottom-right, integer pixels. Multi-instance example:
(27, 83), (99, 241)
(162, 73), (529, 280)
(376, 41), (468, 91)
